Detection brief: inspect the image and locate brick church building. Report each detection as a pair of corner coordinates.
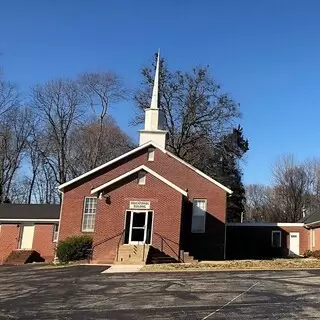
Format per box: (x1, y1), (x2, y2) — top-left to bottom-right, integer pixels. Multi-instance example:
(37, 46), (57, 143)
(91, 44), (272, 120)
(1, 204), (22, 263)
(57, 53), (232, 263)
(0, 53), (319, 265)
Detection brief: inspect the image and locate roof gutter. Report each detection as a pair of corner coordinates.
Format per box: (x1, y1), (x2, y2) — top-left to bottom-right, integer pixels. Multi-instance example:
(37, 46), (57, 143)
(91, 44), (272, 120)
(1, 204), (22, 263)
(0, 218), (60, 223)
(304, 220), (320, 228)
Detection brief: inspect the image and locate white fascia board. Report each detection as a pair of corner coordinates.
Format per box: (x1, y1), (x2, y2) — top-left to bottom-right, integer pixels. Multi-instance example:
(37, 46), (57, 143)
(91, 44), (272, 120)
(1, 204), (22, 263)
(90, 165), (188, 197)
(0, 219), (60, 223)
(162, 149), (233, 194)
(59, 139), (232, 195)
(227, 222), (305, 227)
(305, 220), (320, 227)
(145, 141), (232, 194)
(58, 142), (154, 191)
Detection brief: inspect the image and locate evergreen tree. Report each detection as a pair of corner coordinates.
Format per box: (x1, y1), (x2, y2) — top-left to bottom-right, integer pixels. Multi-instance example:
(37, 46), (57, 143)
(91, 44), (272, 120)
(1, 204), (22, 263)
(198, 126), (249, 221)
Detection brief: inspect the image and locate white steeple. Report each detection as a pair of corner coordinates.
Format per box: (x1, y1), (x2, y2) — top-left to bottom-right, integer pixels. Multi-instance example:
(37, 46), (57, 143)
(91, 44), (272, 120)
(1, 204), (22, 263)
(139, 50), (167, 148)
(150, 49), (160, 109)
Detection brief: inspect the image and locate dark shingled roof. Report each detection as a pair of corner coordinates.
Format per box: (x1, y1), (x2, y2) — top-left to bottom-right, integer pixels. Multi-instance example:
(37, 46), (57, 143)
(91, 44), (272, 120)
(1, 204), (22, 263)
(299, 210), (320, 226)
(0, 204), (60, 220)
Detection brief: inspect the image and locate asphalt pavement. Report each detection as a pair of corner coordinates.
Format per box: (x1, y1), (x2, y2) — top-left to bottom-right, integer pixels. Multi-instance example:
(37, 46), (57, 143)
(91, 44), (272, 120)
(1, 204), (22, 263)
(0, 265), (319, 319)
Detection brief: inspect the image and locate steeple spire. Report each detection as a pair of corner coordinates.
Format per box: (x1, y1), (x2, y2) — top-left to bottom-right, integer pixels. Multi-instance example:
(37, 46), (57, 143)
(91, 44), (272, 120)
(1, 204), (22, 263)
(139, 49), (167, 149)
(150, 49), (160, 109)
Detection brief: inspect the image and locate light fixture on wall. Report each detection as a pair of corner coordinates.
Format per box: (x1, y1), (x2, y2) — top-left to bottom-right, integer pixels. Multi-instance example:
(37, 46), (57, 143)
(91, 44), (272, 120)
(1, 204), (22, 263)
(99, 192), (111, 204)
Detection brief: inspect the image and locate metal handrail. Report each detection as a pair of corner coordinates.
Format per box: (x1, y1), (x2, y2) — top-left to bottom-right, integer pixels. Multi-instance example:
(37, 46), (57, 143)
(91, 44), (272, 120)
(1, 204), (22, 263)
(116, 230), (125, 262)
(153, 232), (182, 262)
(90, 230), (124, 261)
(1, 243), (15, 264)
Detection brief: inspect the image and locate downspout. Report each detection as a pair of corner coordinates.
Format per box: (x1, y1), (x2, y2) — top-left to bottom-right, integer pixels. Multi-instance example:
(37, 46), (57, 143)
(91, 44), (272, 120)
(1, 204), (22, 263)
(179, 192), (188, 262)
(224, 193), (233, 260)
(53, 189), (64, 264)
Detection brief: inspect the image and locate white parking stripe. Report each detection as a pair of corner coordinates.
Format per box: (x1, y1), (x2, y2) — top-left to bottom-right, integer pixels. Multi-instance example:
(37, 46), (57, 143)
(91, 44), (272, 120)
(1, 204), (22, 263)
(201, 281), (260, 320)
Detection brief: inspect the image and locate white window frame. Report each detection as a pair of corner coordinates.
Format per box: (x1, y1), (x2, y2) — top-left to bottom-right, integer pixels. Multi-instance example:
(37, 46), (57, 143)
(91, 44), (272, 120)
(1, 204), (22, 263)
(82, 197), (97, 232)
(191, 199), (207, 233)
(137, 171), (146, 185)
(312, 229), (316, 248)
(147, 148), (155, 162)
(53, 224), (59, 242)
(271, 230), (281, 247)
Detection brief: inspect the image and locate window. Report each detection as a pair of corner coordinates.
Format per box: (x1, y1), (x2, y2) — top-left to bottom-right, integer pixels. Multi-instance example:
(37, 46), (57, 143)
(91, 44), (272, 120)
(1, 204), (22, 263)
(53, 224), (59, 242)
(82, 197), (97, 232)
(312, 229), (316, 248)
(148, 148), (155, 161)
(271, 230), (281, 247)
(191, 199), (207, 233)
(137, 171), (146, 185)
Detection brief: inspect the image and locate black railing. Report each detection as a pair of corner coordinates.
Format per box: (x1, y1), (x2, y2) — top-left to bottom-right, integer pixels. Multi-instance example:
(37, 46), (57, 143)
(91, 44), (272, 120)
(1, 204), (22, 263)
(90, 230), (125, 261)
(153, 232), (182, 262)
(116, 230), (125, 262)
(142, 243), (146, 262)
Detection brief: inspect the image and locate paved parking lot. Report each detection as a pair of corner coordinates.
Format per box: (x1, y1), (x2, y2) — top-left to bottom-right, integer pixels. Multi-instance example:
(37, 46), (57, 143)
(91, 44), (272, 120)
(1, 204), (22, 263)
(0, 265), (319, 319)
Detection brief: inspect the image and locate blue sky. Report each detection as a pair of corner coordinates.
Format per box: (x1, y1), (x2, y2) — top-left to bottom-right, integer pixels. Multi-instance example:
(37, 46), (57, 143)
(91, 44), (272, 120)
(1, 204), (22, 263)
(1, 0), (320, 185)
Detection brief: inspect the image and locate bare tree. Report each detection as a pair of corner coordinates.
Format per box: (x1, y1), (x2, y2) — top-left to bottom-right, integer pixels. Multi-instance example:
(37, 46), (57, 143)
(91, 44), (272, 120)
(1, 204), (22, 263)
(0, 70), (131, 204)
(0, 107), (34, 202)
(69, 117), (134, 176)
(271, 154), (312, 222)
(31, 79), (85, 185)
(0, 70), (20, 117)
(33, 161), (60, 204)
(78, 72), (128, 168)
(134, 54), (240, 164)
(244, 184), (273, 221)
(134, 54), (246, 221)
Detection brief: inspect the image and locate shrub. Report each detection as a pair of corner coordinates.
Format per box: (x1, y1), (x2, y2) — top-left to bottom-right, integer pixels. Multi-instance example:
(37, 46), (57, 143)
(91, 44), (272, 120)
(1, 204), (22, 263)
(312, 250), (320, 259)
(304, 250), (314, 258)
(56, 235), (93, 263)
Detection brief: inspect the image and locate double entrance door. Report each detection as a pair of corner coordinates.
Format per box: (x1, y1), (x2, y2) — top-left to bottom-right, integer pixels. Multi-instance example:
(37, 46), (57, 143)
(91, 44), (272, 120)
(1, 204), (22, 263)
(124, 210), (153, 245)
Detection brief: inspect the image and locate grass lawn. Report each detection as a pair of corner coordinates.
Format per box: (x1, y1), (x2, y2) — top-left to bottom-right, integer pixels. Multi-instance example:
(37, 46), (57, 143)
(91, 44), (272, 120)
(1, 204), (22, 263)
(141, 258), (320, 272)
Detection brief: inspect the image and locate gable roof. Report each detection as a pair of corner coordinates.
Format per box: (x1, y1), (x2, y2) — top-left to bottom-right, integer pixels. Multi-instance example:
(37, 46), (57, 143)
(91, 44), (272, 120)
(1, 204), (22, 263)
(90, 165), (188, 196)
(300, 210), (320, 227)
(0, 204), (60, 222)
(59, 141), (232, 194)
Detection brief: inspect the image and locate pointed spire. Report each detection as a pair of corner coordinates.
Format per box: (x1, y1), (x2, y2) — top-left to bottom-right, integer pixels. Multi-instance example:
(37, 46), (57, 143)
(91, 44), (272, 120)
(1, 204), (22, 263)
(150, 49), (160, 109)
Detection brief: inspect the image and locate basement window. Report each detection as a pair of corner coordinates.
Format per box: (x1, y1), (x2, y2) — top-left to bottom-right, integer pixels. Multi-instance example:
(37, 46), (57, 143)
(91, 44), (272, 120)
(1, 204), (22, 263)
(147, 148), (155, 161)
(271, 230), (281, 248)
(137, 171), (146, 185)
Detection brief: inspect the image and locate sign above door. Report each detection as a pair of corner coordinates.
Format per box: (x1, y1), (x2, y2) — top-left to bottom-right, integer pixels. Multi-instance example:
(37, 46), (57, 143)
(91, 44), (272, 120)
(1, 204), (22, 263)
(129, 200), (151, 210)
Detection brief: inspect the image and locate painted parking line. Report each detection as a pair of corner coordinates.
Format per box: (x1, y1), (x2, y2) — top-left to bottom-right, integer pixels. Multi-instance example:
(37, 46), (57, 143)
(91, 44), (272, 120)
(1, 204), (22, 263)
(201, 281), (260, 320)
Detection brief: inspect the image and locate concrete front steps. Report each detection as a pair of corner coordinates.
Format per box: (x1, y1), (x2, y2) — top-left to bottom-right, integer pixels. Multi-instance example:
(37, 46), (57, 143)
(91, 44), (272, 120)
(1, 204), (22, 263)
(101, 245), (198, 273)
(3, 250), (44, 265)
(115, 245), (198, 265)
(181, 250), (197, 263)
(116, 244), (150, 265)
(147, 246), (179, 264)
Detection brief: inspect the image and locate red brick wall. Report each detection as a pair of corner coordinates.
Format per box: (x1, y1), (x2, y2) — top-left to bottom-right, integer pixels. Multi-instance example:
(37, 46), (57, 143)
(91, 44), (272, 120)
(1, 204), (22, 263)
(311, 227), (320, 251)
(92, 173), (183, 263)
(227, 225), (309, 259)
(0, 224), (56, 264)
(280, 226), (309, 255)
(59, 146), (227, 262)
(33, 224), (56, 262)
(0, 224), (20, 264)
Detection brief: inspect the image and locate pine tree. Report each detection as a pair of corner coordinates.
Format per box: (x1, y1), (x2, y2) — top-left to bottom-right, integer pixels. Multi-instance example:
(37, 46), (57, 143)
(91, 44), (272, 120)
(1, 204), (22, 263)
(200, 126), (249, 221)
